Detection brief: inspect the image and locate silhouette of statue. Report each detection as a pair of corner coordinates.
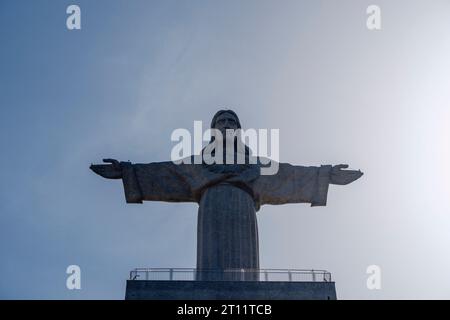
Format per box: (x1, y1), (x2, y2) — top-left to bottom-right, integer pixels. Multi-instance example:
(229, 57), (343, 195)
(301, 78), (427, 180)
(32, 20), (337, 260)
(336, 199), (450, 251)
(91, 110), (363, 280)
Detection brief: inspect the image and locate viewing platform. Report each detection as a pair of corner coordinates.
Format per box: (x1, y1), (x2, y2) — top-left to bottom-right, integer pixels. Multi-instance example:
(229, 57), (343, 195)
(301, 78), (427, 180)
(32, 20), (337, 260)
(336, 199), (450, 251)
(125, 268), (337, 300)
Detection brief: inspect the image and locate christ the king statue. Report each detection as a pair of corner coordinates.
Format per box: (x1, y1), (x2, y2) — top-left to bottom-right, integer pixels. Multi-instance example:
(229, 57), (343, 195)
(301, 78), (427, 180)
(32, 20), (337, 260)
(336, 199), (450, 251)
(90, 110), (363, 280)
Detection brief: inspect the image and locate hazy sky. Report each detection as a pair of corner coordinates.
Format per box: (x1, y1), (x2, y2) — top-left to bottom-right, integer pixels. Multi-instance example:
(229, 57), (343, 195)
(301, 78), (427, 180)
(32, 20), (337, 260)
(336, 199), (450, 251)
(1, 0), (450, 299)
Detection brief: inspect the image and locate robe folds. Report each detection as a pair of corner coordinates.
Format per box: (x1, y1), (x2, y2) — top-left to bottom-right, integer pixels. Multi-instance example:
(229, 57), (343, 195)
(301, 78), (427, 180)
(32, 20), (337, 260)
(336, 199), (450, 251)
(119, 159), (332, 279)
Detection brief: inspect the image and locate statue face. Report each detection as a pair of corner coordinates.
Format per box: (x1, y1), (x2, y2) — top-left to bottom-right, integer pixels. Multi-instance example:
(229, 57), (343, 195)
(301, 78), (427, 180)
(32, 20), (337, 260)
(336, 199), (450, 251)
(214, 112), (239, 137)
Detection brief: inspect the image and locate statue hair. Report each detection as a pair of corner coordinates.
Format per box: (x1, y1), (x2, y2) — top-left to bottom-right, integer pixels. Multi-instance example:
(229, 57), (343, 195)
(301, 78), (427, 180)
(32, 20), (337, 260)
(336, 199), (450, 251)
(210, 110), (241, 129)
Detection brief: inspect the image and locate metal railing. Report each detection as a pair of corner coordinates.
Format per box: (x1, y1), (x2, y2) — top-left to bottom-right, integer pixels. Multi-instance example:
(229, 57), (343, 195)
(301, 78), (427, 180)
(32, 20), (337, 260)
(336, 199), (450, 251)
(129, 268), (332, 282)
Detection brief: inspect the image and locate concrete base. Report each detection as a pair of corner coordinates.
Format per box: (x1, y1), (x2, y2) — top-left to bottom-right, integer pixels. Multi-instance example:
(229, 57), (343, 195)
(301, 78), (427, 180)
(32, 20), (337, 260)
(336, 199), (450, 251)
(125, 280), (337, 300)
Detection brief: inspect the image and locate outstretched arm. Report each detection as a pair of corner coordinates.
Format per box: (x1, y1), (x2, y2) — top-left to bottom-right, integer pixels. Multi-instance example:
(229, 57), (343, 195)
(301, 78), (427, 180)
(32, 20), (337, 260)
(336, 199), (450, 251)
(253, 162), (363, 208)
(90, 158), (197, 204)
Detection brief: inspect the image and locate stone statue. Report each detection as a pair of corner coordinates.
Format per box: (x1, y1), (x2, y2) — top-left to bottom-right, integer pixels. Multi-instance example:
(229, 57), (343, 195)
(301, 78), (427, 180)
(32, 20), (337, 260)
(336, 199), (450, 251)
(90, 110), (363, 280)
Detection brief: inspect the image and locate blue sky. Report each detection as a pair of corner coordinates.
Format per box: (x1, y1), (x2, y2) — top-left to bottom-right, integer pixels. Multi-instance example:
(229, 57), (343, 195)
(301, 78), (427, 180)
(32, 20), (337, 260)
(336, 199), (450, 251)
(1, 0), (450, 299)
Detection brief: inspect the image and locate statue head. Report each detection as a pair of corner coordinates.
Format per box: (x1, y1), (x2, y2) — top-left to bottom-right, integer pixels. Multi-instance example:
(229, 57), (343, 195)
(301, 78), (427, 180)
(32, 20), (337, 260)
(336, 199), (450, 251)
(211, 110), (241, 137)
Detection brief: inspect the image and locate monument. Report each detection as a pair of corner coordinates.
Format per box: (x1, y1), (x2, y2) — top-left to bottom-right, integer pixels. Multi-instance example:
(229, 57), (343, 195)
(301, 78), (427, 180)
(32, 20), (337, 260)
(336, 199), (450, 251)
(90, 110), (363, 300)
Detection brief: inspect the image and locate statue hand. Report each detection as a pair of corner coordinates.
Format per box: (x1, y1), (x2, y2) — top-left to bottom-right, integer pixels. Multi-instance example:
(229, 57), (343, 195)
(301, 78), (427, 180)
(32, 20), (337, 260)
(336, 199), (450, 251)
(90, 158), (123, 179)
(330, 164), (363, 185)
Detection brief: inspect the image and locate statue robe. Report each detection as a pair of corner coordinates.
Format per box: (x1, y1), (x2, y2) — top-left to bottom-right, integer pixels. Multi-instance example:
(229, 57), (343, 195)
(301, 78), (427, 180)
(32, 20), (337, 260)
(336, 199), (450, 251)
(119, 160), (332, 280)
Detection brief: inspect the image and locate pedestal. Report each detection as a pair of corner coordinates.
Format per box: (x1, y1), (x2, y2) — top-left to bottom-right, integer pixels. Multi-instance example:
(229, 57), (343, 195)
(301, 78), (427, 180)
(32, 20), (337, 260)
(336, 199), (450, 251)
(125, 280), (337, 300)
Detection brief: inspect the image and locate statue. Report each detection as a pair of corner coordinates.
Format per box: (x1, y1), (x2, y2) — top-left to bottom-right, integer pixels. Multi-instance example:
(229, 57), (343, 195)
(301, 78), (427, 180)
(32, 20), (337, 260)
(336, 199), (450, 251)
(90, 110), (363, 280)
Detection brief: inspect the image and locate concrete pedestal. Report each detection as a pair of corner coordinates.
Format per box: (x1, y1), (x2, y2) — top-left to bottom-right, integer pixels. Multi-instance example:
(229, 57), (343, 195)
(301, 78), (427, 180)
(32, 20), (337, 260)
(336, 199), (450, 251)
(125, 280), (337, 300)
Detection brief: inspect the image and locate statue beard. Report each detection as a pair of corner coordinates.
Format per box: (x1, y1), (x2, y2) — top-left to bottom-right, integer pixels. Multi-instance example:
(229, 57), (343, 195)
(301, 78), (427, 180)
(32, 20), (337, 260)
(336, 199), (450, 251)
(201, 137), (258, 175)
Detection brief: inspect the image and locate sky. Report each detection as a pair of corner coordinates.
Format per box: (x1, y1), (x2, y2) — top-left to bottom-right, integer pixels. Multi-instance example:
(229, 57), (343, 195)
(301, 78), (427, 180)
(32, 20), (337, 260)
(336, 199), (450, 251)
(1, 0), (450, 299)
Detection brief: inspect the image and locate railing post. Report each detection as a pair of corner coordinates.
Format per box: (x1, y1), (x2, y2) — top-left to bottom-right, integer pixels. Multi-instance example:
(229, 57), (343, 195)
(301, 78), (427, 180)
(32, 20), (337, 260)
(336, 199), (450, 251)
(169, 268), (173, 281)
(288, 270), (292, 282)
(264, 270), (268, 281)
(241, 268), (245, 281)
(312, 269), (316, 282)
